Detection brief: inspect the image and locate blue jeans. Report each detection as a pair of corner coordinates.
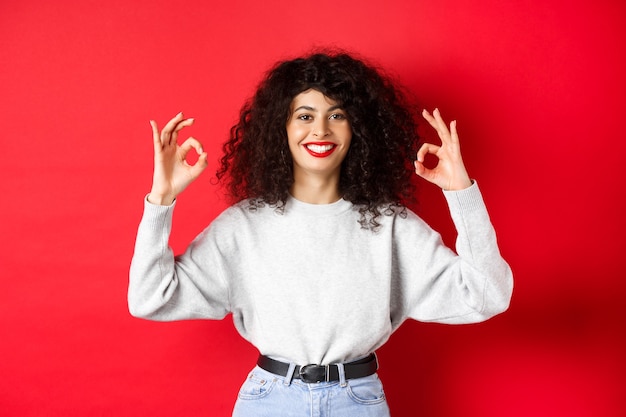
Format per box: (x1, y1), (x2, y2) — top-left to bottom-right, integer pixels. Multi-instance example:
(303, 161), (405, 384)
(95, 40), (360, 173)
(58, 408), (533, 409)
(232, 365), (391, 417)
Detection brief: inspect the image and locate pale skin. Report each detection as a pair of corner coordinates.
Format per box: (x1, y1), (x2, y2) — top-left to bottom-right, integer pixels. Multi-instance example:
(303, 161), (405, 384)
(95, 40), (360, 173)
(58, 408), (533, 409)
(147, 104), (472, 206)
(416, 108), (473, 192)
(286, 89), (352, 204)
(147, 112), (208, 206)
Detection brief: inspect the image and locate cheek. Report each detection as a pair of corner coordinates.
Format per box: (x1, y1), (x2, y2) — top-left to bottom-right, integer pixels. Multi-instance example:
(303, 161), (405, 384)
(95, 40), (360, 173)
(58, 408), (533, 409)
(285, 127), (295, 147)
(343, 128), (353, 147)
(286, 124), (305, 143)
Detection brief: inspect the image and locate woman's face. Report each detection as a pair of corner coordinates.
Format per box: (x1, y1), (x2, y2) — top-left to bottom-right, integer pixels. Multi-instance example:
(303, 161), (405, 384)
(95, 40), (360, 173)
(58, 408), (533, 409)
(286, 89), (352, 181)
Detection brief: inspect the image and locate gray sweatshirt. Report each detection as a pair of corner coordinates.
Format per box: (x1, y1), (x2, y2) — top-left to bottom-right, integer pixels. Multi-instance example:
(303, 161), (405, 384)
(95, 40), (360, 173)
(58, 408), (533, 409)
(129, 182), (513, 365)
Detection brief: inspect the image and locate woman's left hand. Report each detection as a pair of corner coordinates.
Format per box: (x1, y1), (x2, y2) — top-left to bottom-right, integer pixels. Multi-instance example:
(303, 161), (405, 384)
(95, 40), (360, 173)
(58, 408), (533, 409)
(414, 108), (473, 191)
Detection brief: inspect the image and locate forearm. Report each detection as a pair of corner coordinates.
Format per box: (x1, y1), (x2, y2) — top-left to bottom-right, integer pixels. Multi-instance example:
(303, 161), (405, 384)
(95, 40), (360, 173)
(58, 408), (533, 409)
(442, 182), (513, 317)
(128, 196), (232, 321)
(128, 197), (179, 319)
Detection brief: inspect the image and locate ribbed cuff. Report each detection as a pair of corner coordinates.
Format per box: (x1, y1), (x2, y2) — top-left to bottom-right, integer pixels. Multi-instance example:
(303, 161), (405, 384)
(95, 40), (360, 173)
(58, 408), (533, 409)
(442, 181), (486, 213)
(142, 194), (176, 229)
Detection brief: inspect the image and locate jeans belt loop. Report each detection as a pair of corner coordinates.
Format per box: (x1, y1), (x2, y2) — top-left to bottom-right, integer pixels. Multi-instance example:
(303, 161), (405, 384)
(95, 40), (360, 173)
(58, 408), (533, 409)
(336, 362), (347, 387)
(284, 363), (297, 386)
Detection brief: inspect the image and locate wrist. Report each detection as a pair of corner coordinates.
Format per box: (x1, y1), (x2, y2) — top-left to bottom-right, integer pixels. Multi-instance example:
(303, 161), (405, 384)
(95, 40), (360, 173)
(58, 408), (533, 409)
(147, 192), (175, 206)
(445, 179), (473, 191)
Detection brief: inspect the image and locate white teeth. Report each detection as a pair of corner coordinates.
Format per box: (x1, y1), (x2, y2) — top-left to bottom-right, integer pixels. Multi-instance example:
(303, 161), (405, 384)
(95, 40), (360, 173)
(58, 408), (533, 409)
(306, 144), (334, 153)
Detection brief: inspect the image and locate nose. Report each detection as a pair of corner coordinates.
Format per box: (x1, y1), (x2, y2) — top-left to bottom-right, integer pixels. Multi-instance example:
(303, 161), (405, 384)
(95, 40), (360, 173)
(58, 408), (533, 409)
(312, 119), (329, 137)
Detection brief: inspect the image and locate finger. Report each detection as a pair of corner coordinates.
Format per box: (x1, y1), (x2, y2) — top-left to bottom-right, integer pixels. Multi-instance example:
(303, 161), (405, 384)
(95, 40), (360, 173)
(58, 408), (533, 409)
(189, 151), (209, 178)
(414, 160), (436, 182)
(431, 108), (453, 143)
(416, 142), (440, 163)
(434, 110), (459, 146)
(161, 112), (185, 146)
(171, 117), (194, 145)
(449, 119), (459, 144)
(179, 137), (204, 156)
(150, 120), (162, 151)
(422, 108), (452, 145)
(421, 109), (439, 131)
(179, 137), (208, 178)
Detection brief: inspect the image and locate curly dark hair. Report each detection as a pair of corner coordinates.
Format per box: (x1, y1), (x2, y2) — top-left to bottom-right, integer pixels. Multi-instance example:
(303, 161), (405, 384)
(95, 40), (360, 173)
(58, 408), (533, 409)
(216, 51), (420, 229)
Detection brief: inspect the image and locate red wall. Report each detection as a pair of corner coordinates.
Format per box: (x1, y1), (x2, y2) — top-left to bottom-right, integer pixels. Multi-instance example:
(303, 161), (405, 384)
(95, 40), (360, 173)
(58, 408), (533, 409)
(1, 0), (624, 416)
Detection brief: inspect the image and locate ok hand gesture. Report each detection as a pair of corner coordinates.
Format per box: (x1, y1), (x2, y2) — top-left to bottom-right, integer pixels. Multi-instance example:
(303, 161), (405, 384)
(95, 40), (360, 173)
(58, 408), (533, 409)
(148, 112), (208, 205)
(414, 109), (473, 191)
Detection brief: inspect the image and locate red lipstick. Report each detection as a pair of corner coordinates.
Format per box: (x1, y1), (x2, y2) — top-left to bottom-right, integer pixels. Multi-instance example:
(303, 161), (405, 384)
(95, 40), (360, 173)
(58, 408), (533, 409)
(303, 142), (337, 158)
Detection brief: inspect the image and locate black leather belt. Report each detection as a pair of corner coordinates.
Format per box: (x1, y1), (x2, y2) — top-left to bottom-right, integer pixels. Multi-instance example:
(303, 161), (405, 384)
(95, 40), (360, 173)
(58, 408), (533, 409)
(257, 353), (378, 383)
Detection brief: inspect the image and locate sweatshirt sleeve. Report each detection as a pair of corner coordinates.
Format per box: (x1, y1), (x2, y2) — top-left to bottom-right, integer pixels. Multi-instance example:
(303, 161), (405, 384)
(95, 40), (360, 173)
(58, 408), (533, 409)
(127, 197), (231, 321)
(398, 182), (513, 325)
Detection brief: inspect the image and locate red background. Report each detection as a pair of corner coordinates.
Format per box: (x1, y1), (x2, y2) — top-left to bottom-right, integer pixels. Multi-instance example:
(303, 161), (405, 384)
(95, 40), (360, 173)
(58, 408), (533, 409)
(1, 0), (625, 416)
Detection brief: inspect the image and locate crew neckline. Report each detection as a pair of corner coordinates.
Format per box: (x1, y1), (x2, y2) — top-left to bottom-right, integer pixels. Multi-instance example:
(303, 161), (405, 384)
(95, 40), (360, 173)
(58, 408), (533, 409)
(285, 194), (353, 216)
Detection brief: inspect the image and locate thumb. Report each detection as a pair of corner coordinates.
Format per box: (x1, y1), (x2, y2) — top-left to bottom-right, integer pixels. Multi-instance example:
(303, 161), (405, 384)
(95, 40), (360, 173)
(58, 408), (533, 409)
(179, 137), (209, 179)
(189, 151), (209, 178)
(414, 160), (433, 181)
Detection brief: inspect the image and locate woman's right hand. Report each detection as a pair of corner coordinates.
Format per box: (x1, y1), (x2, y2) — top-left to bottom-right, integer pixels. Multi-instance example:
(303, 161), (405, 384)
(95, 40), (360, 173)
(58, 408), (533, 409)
(147, 112), (208, 205)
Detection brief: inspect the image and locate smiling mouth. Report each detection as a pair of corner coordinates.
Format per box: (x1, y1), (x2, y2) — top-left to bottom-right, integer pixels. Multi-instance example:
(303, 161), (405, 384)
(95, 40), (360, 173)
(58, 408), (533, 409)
(305, 142), (336, 157)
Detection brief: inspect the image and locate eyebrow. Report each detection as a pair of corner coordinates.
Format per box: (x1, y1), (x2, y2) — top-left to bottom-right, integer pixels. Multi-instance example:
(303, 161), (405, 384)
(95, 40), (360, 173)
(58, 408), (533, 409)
(293, 104), (344, 113)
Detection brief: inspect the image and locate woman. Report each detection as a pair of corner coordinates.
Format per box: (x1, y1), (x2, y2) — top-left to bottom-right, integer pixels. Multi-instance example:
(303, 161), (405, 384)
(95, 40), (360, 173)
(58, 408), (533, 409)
(129, 52), (513, 416)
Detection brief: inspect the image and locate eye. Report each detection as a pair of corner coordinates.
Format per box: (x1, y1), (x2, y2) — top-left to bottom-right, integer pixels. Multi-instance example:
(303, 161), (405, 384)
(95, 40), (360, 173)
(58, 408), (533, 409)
(297, 114), (312, 121)
(329, 113), (346, 120)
